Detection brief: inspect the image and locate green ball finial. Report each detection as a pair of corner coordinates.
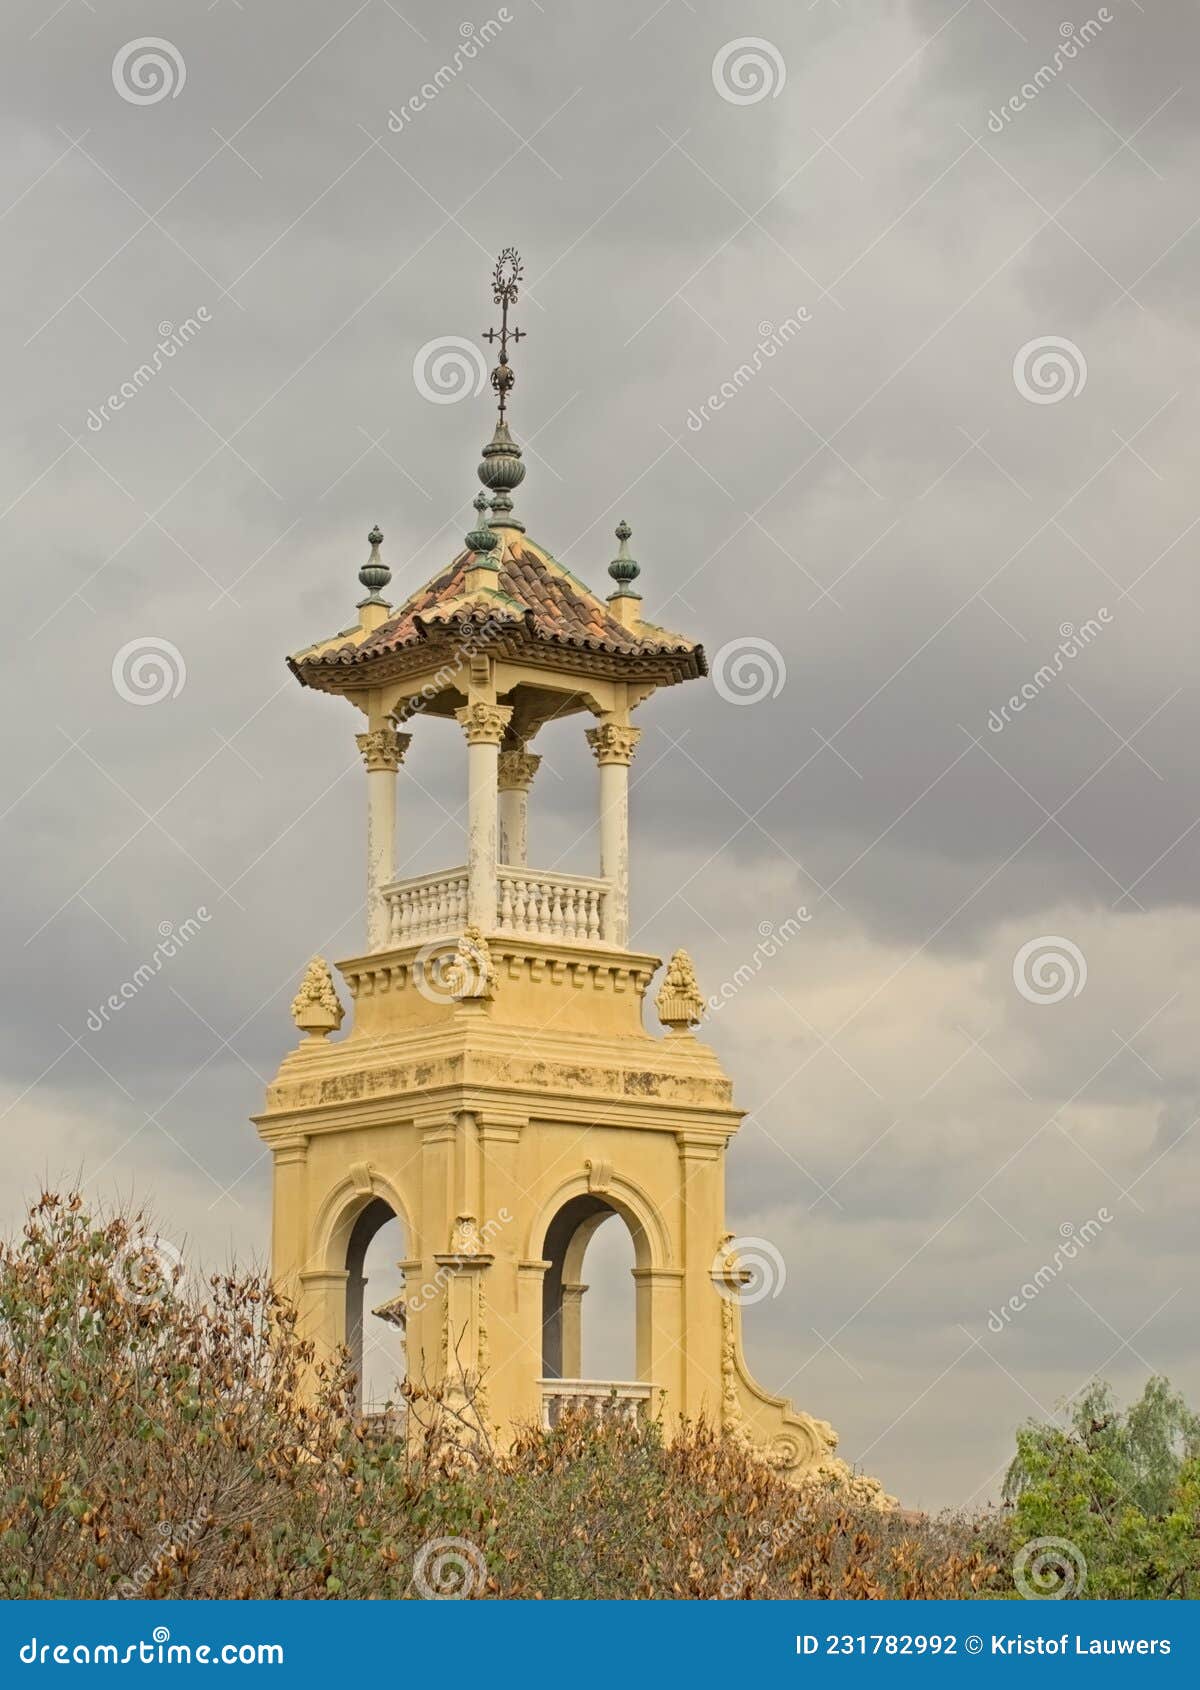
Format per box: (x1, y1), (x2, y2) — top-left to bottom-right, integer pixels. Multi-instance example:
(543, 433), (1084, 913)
(358, 524), (392, 604)
(608, 518), (641, 597)
(465, 491), (500, 564)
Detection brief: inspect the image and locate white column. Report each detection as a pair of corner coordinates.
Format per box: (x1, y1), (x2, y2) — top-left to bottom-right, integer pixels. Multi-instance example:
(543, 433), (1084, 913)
(355, 727), (411, 951)
(455, 702), (513, 930)
(497, 749), (540, 866)
(585, 722), (641, 947)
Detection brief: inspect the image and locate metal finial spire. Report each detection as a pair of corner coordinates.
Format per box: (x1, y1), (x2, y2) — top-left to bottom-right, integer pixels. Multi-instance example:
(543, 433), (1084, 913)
(608, 519), (642, 599)
(358, 524), (391, 606)
(482, 247), (524, 424)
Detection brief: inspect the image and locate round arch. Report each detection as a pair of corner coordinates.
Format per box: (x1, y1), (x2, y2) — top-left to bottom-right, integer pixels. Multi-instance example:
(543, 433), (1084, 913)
(525, 1168), (672, 1275)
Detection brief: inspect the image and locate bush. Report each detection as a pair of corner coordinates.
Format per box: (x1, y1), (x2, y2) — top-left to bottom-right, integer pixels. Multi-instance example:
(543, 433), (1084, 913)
(0, 1191), (997, 1600)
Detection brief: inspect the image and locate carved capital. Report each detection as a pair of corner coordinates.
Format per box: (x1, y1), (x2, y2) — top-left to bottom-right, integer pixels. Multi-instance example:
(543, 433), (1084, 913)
(585, 722), (642, 766)
(355, 727), (411, 773)
(497, 749), (541, 792)
(455, 701), (513, 746)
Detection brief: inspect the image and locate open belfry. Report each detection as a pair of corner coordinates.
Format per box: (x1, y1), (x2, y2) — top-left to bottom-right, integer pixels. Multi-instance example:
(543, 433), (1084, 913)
(255, 250), (841, 1484)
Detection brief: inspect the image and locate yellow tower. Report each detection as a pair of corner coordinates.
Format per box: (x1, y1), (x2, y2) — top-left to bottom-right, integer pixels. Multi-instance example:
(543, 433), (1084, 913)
(254, 251), (839, 1483)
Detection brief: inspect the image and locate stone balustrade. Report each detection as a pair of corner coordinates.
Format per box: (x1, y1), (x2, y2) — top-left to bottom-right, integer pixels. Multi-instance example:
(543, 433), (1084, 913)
(497, 867), (606, 943)
(539, 1379), (651, 1429)
(381, 866), (609, 949)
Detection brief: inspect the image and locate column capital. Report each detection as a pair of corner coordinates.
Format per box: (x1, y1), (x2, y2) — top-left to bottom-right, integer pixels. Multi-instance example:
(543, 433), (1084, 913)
(586, 722), (642, 766)
(456, 701), (513, 746)
(497, 748), (541, 791)
(355, 727), (412, 772)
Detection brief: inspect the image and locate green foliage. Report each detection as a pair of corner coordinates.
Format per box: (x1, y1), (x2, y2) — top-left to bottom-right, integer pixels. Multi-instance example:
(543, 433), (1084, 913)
(1001, 1378), (1200, 1598)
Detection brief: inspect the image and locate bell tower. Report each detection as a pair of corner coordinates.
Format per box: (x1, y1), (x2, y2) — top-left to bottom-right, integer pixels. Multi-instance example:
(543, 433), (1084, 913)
(255, 251), (840, 1483)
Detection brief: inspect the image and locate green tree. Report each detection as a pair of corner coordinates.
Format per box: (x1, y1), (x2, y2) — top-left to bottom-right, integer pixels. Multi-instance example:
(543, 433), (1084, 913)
(1002, 1378), (1200, 1598)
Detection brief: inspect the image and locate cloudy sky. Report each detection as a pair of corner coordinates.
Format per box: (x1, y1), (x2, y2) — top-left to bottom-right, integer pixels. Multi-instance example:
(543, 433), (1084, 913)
(3, 0), (1198, 1510)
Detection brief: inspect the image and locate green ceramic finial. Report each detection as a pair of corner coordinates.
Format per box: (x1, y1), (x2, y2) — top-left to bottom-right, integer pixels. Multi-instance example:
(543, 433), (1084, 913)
(465, 491), (500, 565)
(607, 519), (642, 599)
(477, 418), (526, 533)
(357, 524), (392, 606)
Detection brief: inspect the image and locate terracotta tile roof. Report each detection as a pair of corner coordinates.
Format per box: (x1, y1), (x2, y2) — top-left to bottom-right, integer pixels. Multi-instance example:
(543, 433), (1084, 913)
(296, 531), (705, 674)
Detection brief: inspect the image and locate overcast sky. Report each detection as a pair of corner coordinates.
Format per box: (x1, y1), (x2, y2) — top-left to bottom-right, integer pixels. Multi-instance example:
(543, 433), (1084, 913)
(3, 0), (1198, 1511)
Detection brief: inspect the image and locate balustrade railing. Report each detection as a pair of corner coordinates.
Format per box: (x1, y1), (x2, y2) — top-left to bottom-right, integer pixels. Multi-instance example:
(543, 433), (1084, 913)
(539, 1379), (651, 1429)
(381, 865), (609, 948)
(497, 867), (605, 943)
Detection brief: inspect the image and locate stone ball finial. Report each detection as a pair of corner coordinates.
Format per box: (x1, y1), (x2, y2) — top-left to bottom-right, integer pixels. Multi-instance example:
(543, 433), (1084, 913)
(608, 517), (642, 598)
(656, 948), (704, 1031)
(358, 524), (392, 605)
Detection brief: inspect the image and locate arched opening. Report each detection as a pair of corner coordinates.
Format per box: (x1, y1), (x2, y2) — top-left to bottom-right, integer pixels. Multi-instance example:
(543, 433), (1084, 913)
(540, 1194), (637, 1383)
(344, 1198), (407, 1415)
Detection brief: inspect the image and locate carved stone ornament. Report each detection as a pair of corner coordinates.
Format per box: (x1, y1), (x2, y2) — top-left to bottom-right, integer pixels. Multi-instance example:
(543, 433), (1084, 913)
(656, 949), (704, 1030)
(290, 957), (344, 1039)
(449, 1214), (484, 1256)
(455, 701), (513, 746)
(497, 748), (541, 791)
(585, 722), (642, 766)
(355, 727), (411, 773)
(445, 924), (497, 1002)
(371, 1292), (408, 1332)
(586, 1157), (614, 1195)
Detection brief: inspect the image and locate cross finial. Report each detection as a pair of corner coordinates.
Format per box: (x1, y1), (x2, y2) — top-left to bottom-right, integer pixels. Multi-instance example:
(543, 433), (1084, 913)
(482, 247), (524, 423)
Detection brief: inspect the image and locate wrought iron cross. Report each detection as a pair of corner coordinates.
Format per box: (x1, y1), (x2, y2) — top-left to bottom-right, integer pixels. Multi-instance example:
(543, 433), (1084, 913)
(482, 247), (525, 422)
